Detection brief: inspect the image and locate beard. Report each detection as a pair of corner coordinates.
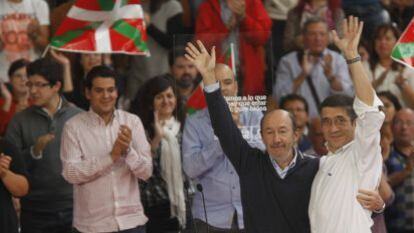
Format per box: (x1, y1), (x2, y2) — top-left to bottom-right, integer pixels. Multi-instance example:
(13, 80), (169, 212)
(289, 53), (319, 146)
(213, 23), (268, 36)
(176, 73), (194, 88)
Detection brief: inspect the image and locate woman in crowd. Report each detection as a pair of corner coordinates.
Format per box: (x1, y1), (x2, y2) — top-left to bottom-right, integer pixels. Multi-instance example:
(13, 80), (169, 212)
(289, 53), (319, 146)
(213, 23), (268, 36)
(367, 24), (414, 108)
(378, 91), (402, 138)
(0, 59), (30, 136)
(284, 0), (344, 51)
(130, 74), (187, 233)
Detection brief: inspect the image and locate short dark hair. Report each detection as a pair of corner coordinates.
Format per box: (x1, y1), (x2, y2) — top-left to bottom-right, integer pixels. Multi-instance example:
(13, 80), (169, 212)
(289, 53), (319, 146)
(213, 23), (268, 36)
(27, 58), (63, 90)
(168, 46), (186, 67)
(8, 59), (30, 78)
(377, 91), (402, 111)
(260, 110), (297, 132)
(279, 94), (309, 113)
(130, 74), (184, 139)
(319, 94), (357, 121)
(85, 65), (118, 90)
(302, 17), (328, 34)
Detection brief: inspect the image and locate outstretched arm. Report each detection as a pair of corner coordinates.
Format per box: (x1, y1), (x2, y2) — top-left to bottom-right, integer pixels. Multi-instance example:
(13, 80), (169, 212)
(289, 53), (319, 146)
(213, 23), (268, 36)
(332, 16), (374, 106)
(185, 41), (254, 174)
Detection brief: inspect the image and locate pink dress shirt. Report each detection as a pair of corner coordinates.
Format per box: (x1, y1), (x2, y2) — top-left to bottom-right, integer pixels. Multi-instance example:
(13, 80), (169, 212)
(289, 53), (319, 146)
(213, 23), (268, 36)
(60, 109), (152, 233)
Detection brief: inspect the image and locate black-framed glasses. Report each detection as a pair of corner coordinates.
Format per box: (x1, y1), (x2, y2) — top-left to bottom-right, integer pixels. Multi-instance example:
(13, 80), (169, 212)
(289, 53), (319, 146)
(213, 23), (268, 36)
(26, 82), (51, 89)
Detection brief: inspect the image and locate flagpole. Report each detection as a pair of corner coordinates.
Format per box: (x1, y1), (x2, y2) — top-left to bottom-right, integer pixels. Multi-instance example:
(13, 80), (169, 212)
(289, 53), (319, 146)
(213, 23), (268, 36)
(41, 44), (50, 58)
(230, 43), (236, 78)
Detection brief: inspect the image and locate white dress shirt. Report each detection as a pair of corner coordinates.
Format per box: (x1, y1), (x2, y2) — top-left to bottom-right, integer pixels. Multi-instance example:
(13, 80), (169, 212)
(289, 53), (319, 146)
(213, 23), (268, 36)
(60, 109), (152, 233)
(309, 95), (385, 233)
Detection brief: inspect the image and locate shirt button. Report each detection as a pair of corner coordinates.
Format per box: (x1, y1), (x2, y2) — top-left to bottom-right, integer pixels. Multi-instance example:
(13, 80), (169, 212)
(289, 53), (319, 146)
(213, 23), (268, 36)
(230, 171), (234, 175)
(115, 201), (118, 207)
(232, 186), (235, 190)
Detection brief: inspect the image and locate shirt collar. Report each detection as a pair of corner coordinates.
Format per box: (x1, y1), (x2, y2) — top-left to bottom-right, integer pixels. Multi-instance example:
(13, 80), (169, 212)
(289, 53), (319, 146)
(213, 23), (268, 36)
(325, 140), (354, 155)
(41, 96), (62, 117)
(87, 108), (117, 126)
(269, 149), (299, 178)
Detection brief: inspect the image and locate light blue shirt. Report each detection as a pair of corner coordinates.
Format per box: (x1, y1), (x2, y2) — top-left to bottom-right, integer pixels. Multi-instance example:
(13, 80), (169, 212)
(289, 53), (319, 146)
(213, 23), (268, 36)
(270, 151), (298, 179)
(273, 49), (354, 118)
(182, 86), (264, 229)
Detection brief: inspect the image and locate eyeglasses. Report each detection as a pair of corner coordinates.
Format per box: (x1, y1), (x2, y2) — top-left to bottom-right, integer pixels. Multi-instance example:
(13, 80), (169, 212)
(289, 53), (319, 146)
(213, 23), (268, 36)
(26, 82), (51, 89)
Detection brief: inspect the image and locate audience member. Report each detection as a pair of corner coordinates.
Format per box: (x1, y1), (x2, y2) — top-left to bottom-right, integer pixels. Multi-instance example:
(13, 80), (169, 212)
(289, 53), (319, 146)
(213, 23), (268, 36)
(306, 117), (328, 156)
(169, 47), (200, 105)
(274, 17), (353, 118)
(279, 94), (312, 152)
(183, 63), (264, 232)
(0, 59), (30, 136)
(60, 66), (152, 233)
(5, 58), (82, 233)
(284, 0), (344, 51)
(385, 108), (414, 233)
(130, 75), (186, 232)
(264, 0), (299, 61)
(195, 0), (272, 95)
(366, 24), (414, 108)
(0, 0), (50, 82)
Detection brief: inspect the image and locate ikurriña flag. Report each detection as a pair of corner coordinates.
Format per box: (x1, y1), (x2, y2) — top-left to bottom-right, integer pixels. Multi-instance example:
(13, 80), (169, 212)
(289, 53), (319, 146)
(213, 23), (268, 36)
(392, 17), (414, 69)
(50, 0), (149, 55)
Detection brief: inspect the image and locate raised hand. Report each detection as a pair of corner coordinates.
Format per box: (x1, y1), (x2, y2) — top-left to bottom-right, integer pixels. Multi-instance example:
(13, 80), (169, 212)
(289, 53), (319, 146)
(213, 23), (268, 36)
(302, 50), (314, 76)
(331, 16), (363, 59)
(185, 40), (216, 81)
(0, 82), (12, 101)
(153, 111), (164, 139)
(50, 49), (70, 66)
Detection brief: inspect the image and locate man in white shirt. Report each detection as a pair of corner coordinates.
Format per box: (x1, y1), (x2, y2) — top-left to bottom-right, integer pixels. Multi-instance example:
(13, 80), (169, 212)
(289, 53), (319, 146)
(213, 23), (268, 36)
(308, 16), (385, 233)
(60, 66), (152, 233)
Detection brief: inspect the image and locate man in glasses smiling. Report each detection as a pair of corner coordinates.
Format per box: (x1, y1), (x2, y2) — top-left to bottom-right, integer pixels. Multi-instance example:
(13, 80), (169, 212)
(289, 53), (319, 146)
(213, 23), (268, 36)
(5, 58), (82, 233)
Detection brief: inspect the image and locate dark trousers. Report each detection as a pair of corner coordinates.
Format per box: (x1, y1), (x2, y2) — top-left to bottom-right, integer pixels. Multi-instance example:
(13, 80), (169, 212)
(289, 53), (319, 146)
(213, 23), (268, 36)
(193, 212), (245, 233)
(73, 225), (146, 233)
(20, 208), (73, 233)
(145, 202), (180, 233)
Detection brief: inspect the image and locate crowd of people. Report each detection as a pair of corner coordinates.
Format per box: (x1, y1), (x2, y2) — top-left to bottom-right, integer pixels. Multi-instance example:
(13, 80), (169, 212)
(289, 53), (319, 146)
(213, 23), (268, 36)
(0, 0), (413, 233)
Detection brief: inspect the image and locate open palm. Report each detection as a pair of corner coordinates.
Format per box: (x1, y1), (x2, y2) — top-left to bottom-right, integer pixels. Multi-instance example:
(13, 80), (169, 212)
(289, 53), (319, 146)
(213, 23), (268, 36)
(331, 16), (363, 56)
(185, 40), (216, 77)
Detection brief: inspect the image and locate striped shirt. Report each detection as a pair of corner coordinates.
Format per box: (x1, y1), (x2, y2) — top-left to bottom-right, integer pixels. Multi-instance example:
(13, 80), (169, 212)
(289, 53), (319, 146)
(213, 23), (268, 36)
(60, 109), (152, 233)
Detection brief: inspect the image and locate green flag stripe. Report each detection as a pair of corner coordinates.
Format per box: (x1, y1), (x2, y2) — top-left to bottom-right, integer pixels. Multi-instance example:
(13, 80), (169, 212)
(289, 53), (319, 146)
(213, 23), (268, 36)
(392, 42), (414, 59)
(51, 22), (102, 48)
(120, 0), (129, 7)
(98, 0), (115, 11)
(112, 19), (148, 52)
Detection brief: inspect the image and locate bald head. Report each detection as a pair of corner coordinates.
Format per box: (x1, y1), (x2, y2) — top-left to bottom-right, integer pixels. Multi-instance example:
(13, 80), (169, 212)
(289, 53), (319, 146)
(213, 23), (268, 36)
(261, 109), (296, 133)
(215, 63), (237, 97)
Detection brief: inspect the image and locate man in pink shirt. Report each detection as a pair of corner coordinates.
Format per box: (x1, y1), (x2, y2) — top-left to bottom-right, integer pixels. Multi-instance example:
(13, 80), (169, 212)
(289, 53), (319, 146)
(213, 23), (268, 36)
(60, 65), (152, 233)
